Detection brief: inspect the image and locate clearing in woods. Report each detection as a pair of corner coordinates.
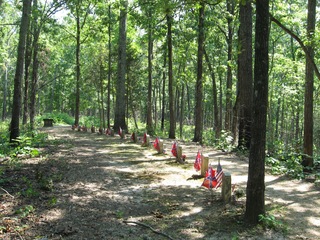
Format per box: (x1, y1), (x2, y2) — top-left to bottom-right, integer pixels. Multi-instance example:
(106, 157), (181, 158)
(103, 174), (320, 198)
(0, 125), (319, 239)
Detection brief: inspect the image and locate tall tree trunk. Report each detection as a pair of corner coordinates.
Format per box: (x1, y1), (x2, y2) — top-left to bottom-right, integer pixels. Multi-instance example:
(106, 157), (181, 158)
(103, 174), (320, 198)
(193, 2), (205, 143)
(167, 12), (175, 139)
(74, 6), (81, 126)
(30, 30), (39, 130)
(161, 46), (166, 131)
(30, 0), (40, 130)
(114, 0), (128, 132)
(179, 83), (185, 138)
(237, 0), (253, 149)
(245, 0), (269, 224)
(10, 0), (32, 142)
(100, 63), (105, 129)
(225, 0), (234, 132)
(302, 0), (316, 169)
(204, 48), (220, 139)
(107, 4), (112, 129)
(146, 8), (154, 134)
(23, 28), (32, 125)
(2, 65), (8, 120)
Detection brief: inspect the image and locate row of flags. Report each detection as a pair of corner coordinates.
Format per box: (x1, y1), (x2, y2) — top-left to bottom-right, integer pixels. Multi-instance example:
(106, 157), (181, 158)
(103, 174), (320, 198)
(194, 150), (224, 190)
(109, 128), (224, 191)
(201, 161), (223, 189)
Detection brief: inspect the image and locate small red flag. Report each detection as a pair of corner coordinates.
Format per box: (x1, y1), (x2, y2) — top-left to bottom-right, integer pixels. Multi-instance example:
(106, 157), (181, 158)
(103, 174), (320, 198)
(194, 150), (201, 171)
(153, 137), (160, 151)
(201, 166), (217, 189)
(171, 141), (177, 157)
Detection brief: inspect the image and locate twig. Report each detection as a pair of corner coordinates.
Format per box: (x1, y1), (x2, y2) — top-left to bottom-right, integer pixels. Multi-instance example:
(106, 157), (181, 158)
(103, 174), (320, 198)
(123, 220), (175, 240)
(0, 187), (14, 198)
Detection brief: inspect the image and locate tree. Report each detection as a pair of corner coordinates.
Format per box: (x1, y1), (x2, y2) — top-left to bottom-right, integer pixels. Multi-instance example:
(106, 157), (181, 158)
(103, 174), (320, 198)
(237, 0), (253, 149)
(10, 0), (32, 142)
(167, 8), (175, 139)
(302, 0), (316, 170)
(107, 4), (112, 129)
(146, 2), (154, 134)
(193, 1), (205, 143)
(225, 0), (235, 132)
(245, 0), (269, 224)
(204, 48), (220, 139)
(114, 0), (128, 132)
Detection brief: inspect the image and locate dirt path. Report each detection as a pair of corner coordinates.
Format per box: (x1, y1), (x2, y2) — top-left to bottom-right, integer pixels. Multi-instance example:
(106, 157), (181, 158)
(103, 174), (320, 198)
(1, 126), (319, 239)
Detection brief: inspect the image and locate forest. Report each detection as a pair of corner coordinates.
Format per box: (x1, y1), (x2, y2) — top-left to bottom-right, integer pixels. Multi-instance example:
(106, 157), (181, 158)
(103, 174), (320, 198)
(0, 0), (320, 235)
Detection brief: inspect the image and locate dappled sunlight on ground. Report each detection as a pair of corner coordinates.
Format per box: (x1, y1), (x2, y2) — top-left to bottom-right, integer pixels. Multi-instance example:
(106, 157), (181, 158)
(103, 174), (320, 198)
(1, 126), (319, 240)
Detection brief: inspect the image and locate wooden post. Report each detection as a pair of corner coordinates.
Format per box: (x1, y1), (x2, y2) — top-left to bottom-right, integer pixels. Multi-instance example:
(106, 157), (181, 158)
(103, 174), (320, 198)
(201, 154), (209, 176)
(142, 134), (150, 147)
(176, 145), (182, 162)
(143, 135), (150, 147)
(222, 172), (231, 203)
(158, 139), (164, 153)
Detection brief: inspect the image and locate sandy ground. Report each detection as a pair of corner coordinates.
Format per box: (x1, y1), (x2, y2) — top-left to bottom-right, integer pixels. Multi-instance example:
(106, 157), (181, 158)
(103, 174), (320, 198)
(0, 125), (319, 239)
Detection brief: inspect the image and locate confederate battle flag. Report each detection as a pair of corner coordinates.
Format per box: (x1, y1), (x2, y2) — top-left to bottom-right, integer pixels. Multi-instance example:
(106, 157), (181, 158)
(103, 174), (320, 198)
(171, 141), (177, 157)
(201, 165), (217, 189)
(194, 150), (201, 171)
(153, 137), (160, 152)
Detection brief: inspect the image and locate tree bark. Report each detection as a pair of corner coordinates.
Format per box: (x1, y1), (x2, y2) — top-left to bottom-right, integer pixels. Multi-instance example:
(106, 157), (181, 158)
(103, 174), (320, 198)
(107, 4), (112, 129)
(146, 7), (154, 134)
(167, 12), (175, 139)
(161, 46), (166, 131)
(114, 0), (128, 132)
(204, 48), (220, 139)
(74, 4), (81, 126)
(193, 2), (205, 143)
(2, 65), (8, 120)
(30, 0), (40, 130)
(302, 0), (316, 169)
(23, 27), (32, 125)
(225, 0), (234, 132)
(100, 63), (105, 129)
(245, 0), (269, 224)
(237, 0), (253, 149)
(10, 0), (32, 142)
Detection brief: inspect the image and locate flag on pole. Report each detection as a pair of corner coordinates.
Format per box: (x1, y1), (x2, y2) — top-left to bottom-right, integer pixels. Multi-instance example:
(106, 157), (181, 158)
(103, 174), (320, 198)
(153, 137), (160, 152)
(194, 150), (201, 171)
(215, 160), (224, 189)
(171, 141), (177, 157)
(201, 165), (217, 189)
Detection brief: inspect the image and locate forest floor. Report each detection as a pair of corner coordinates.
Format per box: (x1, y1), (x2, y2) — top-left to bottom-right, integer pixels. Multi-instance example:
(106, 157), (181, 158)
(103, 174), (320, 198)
(0, 125), (319, 240)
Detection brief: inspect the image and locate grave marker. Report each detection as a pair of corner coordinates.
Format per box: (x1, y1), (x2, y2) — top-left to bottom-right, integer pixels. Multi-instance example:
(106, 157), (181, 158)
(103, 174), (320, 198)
(131, 132), (138, 142)
(201, 154), (209, 177)
(142, 133), (150, 147)
(221, 172), (232, 203)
